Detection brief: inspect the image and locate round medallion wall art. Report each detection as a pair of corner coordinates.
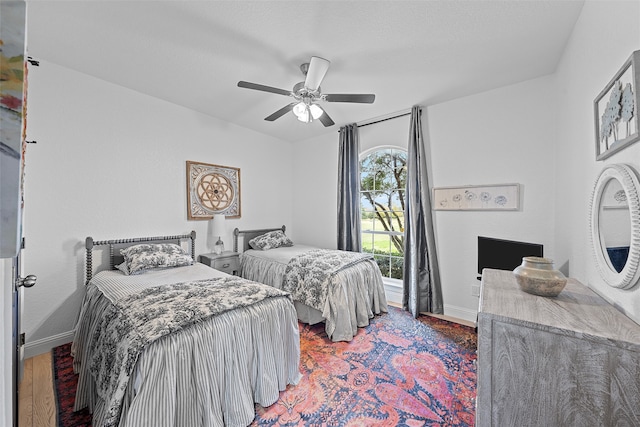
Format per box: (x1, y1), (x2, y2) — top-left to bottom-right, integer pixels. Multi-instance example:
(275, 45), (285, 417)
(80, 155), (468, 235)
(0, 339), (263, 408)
(589, 163), (640, 289)
(186, 161), (241, 219)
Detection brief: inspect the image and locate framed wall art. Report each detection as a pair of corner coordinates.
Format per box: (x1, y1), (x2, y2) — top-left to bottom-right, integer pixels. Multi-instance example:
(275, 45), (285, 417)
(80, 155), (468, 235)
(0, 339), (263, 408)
(594, 50), (640, 161)
(186, 161), (241, 219)
(0, 2), (27, 257)
(433, 183), (520, 211)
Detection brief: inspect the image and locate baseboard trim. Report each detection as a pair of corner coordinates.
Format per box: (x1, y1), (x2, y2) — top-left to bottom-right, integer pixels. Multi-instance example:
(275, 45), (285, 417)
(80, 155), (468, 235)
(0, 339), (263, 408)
(442, 304), (477, 326)
(384, 281), (477, 327)
(24, 330), (74, 359)
(383, 282), (402, 305)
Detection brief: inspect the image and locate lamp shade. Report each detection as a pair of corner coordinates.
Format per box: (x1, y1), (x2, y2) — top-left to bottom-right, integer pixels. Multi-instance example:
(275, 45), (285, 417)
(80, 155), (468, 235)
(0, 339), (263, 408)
(211, 215), (226, 254)
(211, 215), (226, 237)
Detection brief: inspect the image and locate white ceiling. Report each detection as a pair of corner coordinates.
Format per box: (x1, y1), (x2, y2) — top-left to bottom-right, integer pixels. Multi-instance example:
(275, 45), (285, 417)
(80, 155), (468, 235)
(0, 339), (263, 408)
(25, 0), (584, 143)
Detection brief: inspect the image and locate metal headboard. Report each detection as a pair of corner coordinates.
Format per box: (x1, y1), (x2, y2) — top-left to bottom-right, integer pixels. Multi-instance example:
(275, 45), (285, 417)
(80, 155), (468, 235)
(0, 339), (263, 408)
(85, 230), (196, 283)
(233, 225), (286, 252)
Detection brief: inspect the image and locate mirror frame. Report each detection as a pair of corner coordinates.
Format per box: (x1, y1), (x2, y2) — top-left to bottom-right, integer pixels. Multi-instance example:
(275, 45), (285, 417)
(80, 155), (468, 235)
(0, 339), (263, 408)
(590, 163), (640, 289)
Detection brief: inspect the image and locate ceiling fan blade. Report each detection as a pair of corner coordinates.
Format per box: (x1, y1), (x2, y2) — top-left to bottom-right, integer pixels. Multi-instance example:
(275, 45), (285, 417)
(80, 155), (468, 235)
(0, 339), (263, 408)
(317, 106), (335, 127)
(304, 56), (331, 91)
(324, 94), (375, 103)
(238, 81), (291, 96)
(265, 103), (296, 121)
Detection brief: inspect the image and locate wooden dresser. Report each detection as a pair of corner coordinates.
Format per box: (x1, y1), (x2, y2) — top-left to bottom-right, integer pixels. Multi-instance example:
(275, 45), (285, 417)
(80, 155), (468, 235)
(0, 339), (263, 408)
(476, 269), (640, 426)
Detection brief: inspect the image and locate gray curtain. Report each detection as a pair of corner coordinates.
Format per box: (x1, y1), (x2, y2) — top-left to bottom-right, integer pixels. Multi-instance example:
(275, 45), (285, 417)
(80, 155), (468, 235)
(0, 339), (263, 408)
(403, 106), (443, 317)
(337, 123), (361, 251)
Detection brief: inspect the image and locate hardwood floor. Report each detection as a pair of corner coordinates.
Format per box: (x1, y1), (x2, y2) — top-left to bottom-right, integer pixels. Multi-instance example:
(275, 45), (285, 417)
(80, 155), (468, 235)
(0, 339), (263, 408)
(19, 352), (56, 427)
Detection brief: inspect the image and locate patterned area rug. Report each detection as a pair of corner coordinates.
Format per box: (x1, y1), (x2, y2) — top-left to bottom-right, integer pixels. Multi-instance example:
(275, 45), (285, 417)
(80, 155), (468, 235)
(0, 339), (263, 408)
(53, 306), (477, 426)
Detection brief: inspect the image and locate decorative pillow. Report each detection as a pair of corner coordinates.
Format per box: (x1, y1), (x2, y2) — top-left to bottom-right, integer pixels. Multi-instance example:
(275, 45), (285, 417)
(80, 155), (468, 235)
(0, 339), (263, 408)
(119, 243), (193, 275)
(249, 230), (294, 251)
(115, 262), (130, 275)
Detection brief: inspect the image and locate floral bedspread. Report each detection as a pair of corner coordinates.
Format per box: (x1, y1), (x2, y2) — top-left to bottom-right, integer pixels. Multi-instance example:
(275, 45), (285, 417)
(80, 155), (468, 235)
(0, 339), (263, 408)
(90, 276), (290, 427)
(282, 249), (374, 312)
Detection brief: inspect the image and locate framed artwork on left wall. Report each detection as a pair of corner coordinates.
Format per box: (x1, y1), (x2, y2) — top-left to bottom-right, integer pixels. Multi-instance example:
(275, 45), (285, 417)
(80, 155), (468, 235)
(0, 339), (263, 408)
(186, 161), (241, 219)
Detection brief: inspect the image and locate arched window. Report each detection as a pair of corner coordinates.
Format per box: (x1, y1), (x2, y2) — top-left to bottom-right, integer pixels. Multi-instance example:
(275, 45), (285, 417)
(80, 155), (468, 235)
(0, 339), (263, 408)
(360, 147), (407, 280)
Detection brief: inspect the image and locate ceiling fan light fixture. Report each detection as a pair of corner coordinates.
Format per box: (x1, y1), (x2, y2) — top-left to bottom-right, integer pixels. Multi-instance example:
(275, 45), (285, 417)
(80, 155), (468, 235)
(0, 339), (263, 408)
(292, 101), (307, 117)
(292, 101), (322, 123)
(297, 111), (312, 123)
(238, 55), (374, 128)
(294, 103), (312, 123)
(309, 104), (323, 120)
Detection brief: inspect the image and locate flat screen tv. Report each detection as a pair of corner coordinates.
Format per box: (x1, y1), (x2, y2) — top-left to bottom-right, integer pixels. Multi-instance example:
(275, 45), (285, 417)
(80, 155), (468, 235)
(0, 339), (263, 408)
(477, 236), (543, 275)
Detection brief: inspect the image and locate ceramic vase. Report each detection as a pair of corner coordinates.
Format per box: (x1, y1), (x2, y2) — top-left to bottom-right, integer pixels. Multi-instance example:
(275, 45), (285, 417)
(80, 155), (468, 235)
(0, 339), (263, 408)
(513, 256), (567, 297)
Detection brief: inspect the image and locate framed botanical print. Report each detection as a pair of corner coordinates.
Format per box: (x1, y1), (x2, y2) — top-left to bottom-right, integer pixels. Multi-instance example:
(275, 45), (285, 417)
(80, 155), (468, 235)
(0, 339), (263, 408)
(595, 50), (640, 160)
(186, 161), (241, 219)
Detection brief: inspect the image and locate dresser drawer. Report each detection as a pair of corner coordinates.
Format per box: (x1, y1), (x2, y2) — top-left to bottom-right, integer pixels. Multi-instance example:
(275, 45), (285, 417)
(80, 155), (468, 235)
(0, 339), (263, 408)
(212, 257), (239, 275)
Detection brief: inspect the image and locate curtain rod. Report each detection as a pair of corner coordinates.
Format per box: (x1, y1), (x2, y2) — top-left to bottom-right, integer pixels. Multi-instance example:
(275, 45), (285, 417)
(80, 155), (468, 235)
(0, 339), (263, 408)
(337, 109), (412, 132)
(357, 110), (411, 128)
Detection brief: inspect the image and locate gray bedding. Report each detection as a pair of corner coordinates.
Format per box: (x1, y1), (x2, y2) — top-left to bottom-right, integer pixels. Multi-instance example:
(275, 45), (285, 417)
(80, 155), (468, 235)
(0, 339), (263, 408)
(240, 245), (388, 342)
(72, 263), (301, 427)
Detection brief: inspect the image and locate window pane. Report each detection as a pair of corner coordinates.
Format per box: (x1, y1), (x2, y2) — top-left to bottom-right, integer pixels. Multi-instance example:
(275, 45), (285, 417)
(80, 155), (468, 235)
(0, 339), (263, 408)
(390, 190), (404, 208)
(390, 256), (404, 279)
(380, 169), (396, 189)
(362, 232), (375, 253)
(361, 216), (374, 232)
(374, 255), (390, 277)
(373, 192), (389, 207)
(361, 193), (375, 213)
(393, 152), (407, 170)
(361, 155), (373, 170)
(370, 215), (379, 231)
(371, 233), (391, 253)
(374, 170), (387, 191)
(391, 235), (404, 255)
(361, 170), (374, 191)
(388, 212), (404, 233)
(360, 147), (408, 280)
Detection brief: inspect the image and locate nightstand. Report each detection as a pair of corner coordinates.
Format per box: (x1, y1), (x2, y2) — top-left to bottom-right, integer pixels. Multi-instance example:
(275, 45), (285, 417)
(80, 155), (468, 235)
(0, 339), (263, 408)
(199, 251), (240, 276)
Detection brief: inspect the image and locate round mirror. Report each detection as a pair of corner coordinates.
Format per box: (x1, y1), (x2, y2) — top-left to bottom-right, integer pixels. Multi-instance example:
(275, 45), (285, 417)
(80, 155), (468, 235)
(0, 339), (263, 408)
(590, 164), (640, 289)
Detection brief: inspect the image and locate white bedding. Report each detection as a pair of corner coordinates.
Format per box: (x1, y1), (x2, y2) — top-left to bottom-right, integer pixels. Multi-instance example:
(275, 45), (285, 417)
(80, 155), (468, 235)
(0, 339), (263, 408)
(240, 245), (388, 342)
(72, 263), (301, 427)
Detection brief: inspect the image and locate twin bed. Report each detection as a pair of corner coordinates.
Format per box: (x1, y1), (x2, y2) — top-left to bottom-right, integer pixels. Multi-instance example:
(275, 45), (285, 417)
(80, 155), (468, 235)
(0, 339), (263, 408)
(234, 226), (388, 342)
(72, 232), (301, 427)
(72, 227), (387, 427)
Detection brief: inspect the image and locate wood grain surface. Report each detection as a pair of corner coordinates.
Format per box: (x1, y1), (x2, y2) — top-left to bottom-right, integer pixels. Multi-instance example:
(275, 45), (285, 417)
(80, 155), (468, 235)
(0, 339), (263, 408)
(477, 269), (640, 426)
(19, 352), (56, 427)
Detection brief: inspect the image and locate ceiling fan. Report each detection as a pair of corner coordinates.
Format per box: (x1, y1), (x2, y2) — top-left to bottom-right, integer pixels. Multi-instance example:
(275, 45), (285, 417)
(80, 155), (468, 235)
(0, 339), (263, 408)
(237, 56), (375, 127)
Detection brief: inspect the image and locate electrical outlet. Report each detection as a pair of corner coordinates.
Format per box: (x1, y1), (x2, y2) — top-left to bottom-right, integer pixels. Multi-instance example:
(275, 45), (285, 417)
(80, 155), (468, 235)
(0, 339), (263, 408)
(471, 285), (480, 297)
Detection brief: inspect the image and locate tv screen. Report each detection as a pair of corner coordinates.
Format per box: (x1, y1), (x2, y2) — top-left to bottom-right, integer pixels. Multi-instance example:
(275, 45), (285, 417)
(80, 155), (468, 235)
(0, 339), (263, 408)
(477, 236), (543, 275)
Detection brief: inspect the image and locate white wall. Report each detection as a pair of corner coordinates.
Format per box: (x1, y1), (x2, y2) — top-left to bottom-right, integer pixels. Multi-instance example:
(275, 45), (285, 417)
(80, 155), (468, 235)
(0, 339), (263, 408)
(292, 132), (339, 249)
(429, 76), (557, 320)
(21, 60), (294, 356)
(554, 0), (640, 321)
